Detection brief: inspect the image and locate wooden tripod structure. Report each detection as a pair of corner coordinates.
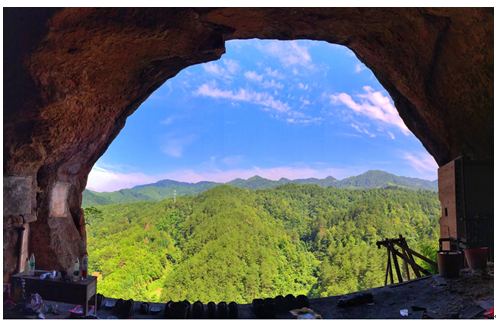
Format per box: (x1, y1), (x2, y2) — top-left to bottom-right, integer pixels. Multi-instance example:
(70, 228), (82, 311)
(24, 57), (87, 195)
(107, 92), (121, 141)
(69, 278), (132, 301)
(376, 234), (438, 285)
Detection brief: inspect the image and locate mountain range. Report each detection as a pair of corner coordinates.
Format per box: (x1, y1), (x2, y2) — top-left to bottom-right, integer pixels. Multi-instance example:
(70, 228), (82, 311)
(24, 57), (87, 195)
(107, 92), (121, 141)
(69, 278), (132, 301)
(82, 170), (438, 207)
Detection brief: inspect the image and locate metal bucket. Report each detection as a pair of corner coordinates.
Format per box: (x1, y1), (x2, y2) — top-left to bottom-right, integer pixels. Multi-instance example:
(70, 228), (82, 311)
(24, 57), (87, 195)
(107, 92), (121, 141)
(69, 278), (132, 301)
(437, 250), (462, 278)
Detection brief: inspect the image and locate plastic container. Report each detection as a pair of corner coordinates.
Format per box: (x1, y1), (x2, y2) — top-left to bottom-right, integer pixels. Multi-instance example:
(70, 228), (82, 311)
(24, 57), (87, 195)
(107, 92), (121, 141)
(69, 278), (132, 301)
(81, 253), (88, 280)
(29, 254), (35, 276)
(464, 247), (488, 270)
(437, 250), (462, 278)
(73, 258), (80, 282)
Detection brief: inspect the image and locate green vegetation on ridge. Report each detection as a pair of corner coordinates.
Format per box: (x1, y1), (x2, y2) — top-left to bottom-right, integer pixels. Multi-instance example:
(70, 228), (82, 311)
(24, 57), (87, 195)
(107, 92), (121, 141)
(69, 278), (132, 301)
(86, 183), (440, 303)
(83, 170), (437, 207)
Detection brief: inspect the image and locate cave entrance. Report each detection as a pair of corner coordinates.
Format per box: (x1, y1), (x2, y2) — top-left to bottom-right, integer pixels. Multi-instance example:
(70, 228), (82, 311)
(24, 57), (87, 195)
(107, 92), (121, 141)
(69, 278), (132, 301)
(83, 39), (441, 303)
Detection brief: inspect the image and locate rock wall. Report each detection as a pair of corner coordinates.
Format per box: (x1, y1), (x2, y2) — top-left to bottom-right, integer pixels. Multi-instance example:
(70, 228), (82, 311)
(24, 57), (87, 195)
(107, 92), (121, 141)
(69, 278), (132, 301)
(3, 8), (493, 279)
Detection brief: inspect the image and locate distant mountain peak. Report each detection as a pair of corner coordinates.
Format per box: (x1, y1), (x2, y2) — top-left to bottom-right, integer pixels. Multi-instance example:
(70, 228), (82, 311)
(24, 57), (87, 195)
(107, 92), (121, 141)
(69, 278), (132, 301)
(84, 170), (438, 207)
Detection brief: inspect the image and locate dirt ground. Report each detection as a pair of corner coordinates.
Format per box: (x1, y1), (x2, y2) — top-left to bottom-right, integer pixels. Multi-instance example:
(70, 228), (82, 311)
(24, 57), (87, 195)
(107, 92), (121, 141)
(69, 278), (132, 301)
(4, 264), (493, 320)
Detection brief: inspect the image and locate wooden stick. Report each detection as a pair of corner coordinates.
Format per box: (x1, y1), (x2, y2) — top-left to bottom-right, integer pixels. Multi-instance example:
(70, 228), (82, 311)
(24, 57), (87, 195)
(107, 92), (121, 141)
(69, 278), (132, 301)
(401, 245), (411, 281)
(391, 246), (403, 283)
(385, 245), (392, 285)
(392, 248), (432, 276)
(406, 249), (422, 278)
(397, 243), (438, 268)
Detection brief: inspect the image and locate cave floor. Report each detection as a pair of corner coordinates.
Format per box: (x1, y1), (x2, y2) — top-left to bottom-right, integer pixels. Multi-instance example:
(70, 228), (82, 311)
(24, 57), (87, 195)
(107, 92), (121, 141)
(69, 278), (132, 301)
(4, 265), (494, 320)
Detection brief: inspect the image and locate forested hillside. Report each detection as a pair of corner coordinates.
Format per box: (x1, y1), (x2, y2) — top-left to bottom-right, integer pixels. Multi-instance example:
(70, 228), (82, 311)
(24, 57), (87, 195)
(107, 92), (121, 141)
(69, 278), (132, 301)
(83, 170), (437, 207)
(86, 184), (440, 303)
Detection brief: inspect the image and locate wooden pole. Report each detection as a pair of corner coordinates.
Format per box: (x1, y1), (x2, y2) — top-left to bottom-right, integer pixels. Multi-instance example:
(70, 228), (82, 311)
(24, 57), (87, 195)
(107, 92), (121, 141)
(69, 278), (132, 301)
(391, 246), (403, 283)
(392, 248), (432, 276)
(385, 245), (392, 285)
(388, 243), (394, 284)
(399, 244), (438, 268)
(398, 236), (411, 281)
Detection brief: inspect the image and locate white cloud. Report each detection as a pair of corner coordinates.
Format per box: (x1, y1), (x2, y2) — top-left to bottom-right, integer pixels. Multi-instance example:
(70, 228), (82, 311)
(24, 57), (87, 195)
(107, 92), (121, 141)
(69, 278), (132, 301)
(350, 123), (376, 137)
(160, 116), (176, 125)
(244, 71), (263, 82)
(355, 64), (366, 73)
(257, 41), (313, 68)
(203, 59), (240, 79)
(222, 155), (243, 166)
(265, 67), (283, 78)
(262, 79), (284, 89)
(203, 62), (223, 75)
(298, 83), (309, 90)
(223, 59), (240, 74)
(194, 82), (291, 113)
(292, 68), (298, 75)
(87, 166), (161, 192)
(388, 131), (395, 140)
(401, 152), (438, 177)
(329, 86), (410, 135)
(160, 133), (197, 158)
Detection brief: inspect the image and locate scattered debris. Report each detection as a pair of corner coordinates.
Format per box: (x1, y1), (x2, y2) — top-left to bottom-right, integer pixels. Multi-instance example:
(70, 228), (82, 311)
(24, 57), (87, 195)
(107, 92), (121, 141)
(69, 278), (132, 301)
(337, 292), (373, 307)
(434, 276), (447, 286)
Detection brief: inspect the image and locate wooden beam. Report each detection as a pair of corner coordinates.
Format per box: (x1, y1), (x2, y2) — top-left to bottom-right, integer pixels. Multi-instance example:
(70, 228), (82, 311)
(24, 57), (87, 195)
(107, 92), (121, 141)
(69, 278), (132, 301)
(397, 244), (438, 268)
(392, 248), (432, 276)
(385, 245), (392, 285)
(406, 249), (422, 278)
(391, 246), (403, 283)
(401, 245), (411, 281)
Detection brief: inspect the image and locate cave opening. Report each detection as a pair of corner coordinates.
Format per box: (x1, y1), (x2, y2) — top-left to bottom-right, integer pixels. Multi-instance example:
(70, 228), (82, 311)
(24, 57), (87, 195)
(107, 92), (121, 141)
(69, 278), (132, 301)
(3, 8), (492, 318)
(82, 39), (441, 303)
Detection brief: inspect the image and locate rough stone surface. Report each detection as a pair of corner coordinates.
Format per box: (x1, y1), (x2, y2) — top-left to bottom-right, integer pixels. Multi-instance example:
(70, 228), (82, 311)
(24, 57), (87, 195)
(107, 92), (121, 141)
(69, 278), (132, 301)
(3, 176), (33, 218)
(3, 8), (494, 279)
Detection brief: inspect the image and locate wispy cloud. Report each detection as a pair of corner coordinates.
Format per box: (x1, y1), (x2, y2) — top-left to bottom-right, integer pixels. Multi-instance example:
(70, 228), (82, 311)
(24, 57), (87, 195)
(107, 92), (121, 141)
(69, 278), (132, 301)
(400, 151), (438, 180)
(355, 64), (366, 73)
(262, 79), (284, 89)
(223, 59), (240, 74)
(350, 123), (376, 137)
(222, 155), (243, 166)
(244, 71), (263, 82)
(203, 59), (240, 79)
(160, 132), (197, 158)
(298, 83), (309, 90)
(388, 131), (395, 140)
(256, 41), (313, 68)
(265, 67), (284, 78)
(194, 81), (290, 113)
(160, 116), (178, 125)
(329, 86), (410, 135)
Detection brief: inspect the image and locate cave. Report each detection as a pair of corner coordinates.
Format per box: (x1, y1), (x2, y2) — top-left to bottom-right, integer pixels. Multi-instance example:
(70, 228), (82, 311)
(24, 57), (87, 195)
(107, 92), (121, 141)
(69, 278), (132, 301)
(3, 7), (493, 291)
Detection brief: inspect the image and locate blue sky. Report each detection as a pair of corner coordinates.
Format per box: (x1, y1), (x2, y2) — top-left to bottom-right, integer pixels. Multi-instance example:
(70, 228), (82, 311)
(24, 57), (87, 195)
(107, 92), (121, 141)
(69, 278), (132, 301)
(87, 39), (438, 192)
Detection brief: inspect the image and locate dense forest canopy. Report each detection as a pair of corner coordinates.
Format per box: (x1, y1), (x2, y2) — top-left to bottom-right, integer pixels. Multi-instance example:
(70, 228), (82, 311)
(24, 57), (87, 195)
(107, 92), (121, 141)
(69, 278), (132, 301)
(86, 184), (440, 303)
